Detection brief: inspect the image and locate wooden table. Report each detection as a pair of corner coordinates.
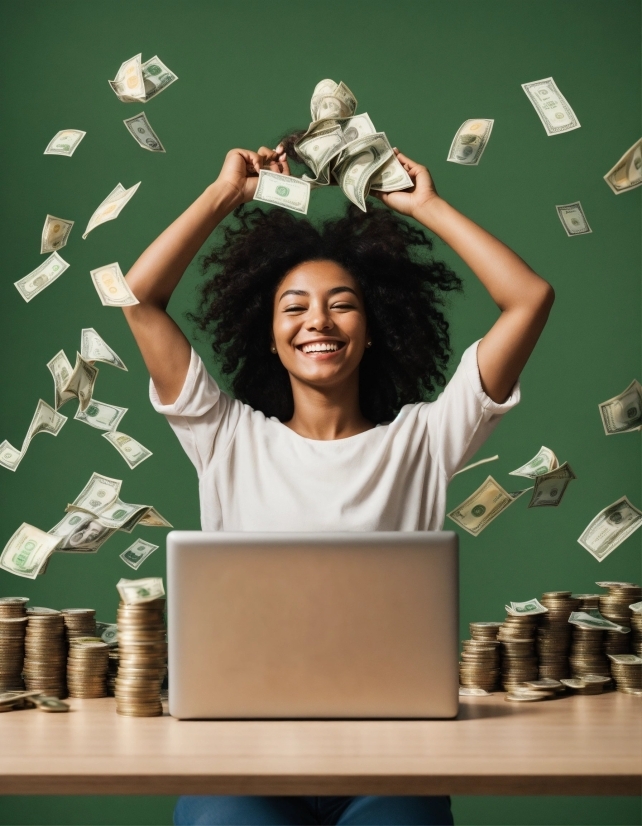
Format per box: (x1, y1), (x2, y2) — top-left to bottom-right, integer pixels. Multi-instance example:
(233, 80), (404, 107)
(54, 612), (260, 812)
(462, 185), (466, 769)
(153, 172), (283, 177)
(0, 693), (639, 796)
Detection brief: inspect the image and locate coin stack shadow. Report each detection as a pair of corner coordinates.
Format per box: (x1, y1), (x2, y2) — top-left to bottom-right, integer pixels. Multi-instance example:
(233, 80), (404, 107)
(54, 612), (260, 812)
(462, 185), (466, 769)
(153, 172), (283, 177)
(499, 614), (538, 690)
(536, 591), (579, 680)
(62, 608), (97, 642)
(569, 626), (610, 678)
(599, 583), (641, 656)
(67, 638), (109, 698)
(459, 622), (502, 691)
(115, 598), (166, 716)
(608, 655), (642, 694)
(23, 609), (67, 698)
(0, 597), (29, 691)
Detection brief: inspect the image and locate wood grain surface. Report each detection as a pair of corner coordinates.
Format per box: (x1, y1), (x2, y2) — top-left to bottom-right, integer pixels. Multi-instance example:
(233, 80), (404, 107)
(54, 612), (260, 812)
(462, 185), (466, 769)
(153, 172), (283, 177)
(0, 692), (639, 796)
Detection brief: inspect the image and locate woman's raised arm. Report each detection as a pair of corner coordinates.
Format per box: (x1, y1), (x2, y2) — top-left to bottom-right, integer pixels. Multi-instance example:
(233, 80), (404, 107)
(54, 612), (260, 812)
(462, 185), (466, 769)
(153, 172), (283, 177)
(373, 149), (555, 404)
(123, 146), (289, 404)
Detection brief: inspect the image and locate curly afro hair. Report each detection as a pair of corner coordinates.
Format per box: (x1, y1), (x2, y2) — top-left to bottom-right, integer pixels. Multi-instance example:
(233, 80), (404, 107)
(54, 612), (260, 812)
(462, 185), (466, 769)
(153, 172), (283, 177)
(190, 202), (463, 424)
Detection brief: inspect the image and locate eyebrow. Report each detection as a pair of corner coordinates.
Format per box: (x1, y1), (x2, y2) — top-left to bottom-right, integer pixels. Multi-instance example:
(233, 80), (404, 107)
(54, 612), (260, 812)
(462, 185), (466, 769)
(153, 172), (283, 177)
(279, 286), (359, 302)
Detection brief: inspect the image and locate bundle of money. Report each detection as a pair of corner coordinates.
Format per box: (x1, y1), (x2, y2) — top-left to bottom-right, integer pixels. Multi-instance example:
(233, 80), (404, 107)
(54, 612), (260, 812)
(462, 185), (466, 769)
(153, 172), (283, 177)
(290, 79), (413, 213)
(0, 606), (28, 691)
(498, 614), (539, 690)
(459, 637), (500, 692)
(67, 637), (109, 699)
(23, 610), (67, 698)
(630, 605), (642, 657)
(569, 626), (610, 678)
(560, 675), (611, 695)
(62, 608), (96, 642)
(115, 589), (166, 717)
(578, 497), (642, 562)
(603, 138), (642, 195)
(598, 380), (642, 434)
(536, 592), (579, 679)
(607, 654), (642, 694)
(109, 54), (178, 103)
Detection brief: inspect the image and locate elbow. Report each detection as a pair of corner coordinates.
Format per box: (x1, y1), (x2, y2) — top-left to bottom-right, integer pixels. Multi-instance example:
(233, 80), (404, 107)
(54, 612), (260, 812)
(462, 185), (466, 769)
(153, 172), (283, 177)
(534, 280), (555, 318)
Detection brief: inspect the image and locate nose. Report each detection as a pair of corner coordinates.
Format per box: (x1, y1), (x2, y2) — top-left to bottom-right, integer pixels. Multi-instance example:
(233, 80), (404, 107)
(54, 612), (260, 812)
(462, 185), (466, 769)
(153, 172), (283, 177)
(305, 302), (334, 332)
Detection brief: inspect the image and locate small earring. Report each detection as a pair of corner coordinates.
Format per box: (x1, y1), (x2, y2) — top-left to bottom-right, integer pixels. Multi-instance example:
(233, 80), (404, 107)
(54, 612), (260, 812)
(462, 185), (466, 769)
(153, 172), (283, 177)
(270, 344), (277, 354)
(366, 340), (372, 348)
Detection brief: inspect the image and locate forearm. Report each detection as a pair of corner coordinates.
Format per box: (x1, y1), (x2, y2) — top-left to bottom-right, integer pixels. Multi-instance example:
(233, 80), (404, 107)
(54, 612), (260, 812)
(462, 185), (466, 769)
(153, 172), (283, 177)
(124, 181), (237, 307)
(412, 196), (552, 311)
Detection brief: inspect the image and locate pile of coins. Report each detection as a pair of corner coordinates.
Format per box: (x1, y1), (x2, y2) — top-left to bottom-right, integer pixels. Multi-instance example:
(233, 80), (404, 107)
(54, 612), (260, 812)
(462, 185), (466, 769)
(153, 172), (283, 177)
(573, 594), (600, 611)
(115, 598), (166, 717)
(561, 675), (611, 695)
(62, 609), (96, 642)
(536, 591), (579, 679)
(599, 584), (640, 655)
(499, 614), (538, 690)
(569, 626), (610, 678)
(23, 609), (67, 698)
(608, 654), (642, 694)
(67, 638), (109, 698)
(107, 648), (119, 696)
(631, 611), (642, 657)
(459, 621), (502, 692)
(0, 597), (29, 691)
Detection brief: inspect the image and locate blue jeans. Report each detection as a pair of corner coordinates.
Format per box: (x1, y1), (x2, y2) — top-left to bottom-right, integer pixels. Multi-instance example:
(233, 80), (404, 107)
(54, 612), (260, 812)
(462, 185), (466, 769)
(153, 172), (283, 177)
(174, 794), (453, 825)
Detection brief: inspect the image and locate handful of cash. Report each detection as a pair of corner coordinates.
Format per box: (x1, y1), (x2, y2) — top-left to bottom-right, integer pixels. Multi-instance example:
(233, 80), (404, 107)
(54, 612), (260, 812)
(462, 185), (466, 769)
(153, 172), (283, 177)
(255, 79), (414, 214)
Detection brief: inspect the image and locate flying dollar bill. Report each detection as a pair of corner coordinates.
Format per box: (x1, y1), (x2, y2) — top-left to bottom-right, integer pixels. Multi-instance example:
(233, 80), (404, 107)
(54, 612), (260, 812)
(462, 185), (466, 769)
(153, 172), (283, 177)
(95, 621), (118, 646)
(556, 202), (592, 236)
(14, 252), (70, 302)
(505, 599), (548, 616)
(254, 170), (311, 214)
(0, 441), (23, 472)
(55, 353), (98, 412)
(49, 511), (116, 553)
(123, 112), (165, 152)
(44, 129), (86, 157)
(69, 472), (122, 513)
(102, 431), (152, 468)
(578, 496), (642, 561)
(0, 523), (61, 579)
(603, 138), (642, 194)
(569, 611), (630, 633)
(137, 506), (172, 528)
(0, 400), (68, 472)
(74, 399), (127, 432)
(90, 262), (139, 306)
(109, 54), (178, 103)
(120, 539), (159, 570)
(447, 119), (494, 165)
(447, 476), (531, 536)
(509, 446), (559, 477)
(40, 215), (74, 254)
(46, 350), (73, 409)
(521, 77), (580, 135)
(598, 380), (642, 434)
(528, 461), (577, 508)
(80, 328), (127, 371)
(117, 576), (165, 604)
(82, 182), (141, 239)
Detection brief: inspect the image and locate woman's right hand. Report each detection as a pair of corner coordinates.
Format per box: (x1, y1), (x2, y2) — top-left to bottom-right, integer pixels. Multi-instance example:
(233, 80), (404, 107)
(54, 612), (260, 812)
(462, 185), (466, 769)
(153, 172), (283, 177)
(215, 145), (290, 209)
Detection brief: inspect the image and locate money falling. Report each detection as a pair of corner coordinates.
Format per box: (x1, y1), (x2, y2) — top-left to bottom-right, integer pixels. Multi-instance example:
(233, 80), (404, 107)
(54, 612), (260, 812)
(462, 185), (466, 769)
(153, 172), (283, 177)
(82, 183), (141, 239)
(109, 54), (178, 103)
(556, 202), (592, 236)
(521, 77), (580, 135)
(603, 138), (642, 194)
(447, 119), (494, 165)
(123, 112), (166, 152)
(598, 380), (642, 434)
(44, 129), (86, 157)
(90, 262), (139, 306)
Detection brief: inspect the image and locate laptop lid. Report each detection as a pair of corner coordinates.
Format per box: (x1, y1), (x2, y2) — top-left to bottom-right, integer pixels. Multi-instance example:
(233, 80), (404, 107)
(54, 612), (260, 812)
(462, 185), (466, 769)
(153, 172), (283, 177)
(167, 531), (459, 719)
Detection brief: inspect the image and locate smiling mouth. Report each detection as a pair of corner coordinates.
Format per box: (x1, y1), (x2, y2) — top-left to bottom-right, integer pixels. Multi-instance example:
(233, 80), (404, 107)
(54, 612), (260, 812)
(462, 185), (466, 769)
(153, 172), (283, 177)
(297, 341), (346, 355)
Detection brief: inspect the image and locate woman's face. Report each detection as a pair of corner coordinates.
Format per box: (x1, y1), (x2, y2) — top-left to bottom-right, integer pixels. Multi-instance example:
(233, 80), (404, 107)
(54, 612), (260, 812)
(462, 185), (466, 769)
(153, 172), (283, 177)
(272, 260), (368, 390)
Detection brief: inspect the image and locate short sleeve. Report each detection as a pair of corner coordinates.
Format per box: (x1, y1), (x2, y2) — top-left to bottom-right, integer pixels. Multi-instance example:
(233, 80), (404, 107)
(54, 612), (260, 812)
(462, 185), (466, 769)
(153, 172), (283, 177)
(149, 347), (243, 475)
(425, 339), (520, 480)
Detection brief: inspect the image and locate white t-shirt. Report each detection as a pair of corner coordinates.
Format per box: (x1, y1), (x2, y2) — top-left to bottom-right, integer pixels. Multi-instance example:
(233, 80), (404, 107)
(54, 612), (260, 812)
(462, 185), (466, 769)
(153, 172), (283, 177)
(150, 340), (520, 532)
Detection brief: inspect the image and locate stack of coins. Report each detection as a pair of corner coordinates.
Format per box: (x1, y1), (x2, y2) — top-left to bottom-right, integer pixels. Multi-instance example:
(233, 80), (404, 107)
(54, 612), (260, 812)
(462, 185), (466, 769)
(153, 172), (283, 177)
(115, 598), (166, 717)
(67, 637), (109, 698)
(107, 648), (119, 696)
(631, 611), (642, 657)
(459, 639), (500, 692)
(0, 597), (29, 691)
(600, 584), (641, 655)
(607, 654), (642, 694)
(62, 609), (96, 642)
(23, 610), (67, 698)
(498, 614), (538, 690)
(572, 594), (600, 611)
(569, 626), (610, 678)
(561, 675), (610, 695)
(536, 591), (579, 679)
(470, 621), (503, 642)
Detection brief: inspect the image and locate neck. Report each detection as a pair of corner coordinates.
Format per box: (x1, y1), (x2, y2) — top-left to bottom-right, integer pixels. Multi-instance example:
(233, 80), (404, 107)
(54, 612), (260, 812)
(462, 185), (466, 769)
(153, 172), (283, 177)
(284, 371), (374, 440)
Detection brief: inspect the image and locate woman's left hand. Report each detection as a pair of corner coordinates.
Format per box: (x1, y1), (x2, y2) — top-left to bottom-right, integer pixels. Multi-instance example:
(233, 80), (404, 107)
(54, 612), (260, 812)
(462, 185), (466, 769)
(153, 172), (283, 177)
(371, 149), (439, 218)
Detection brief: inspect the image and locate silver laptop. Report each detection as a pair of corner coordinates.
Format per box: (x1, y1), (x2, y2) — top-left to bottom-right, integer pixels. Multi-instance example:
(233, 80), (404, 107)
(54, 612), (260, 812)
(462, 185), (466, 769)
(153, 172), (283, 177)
(167, 531), (459, 720)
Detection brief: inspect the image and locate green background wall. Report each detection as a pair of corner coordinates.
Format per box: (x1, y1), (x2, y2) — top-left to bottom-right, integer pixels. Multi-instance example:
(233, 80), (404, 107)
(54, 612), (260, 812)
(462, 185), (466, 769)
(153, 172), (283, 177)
(0, 1), (640, 824)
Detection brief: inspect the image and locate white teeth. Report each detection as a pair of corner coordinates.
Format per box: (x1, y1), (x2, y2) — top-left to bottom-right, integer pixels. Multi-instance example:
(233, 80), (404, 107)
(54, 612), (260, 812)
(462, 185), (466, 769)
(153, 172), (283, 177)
(301, 342), (340, 353)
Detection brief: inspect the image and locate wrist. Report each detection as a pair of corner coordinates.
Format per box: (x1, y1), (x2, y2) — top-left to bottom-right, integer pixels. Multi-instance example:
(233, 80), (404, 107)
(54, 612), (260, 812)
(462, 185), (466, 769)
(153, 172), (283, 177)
(206, 181), (242, 217)
(411, 194), (448, 229)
